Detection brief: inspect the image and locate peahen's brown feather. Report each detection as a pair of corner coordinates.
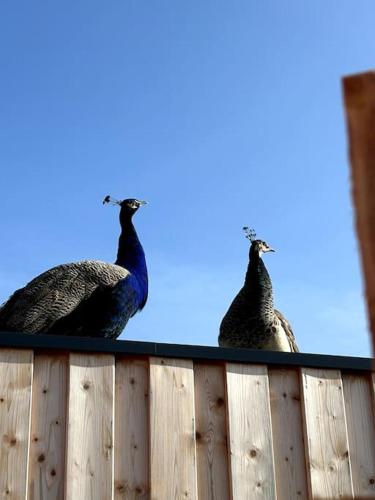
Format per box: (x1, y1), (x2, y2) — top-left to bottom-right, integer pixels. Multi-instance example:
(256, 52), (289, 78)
(218, 238), (299, 352)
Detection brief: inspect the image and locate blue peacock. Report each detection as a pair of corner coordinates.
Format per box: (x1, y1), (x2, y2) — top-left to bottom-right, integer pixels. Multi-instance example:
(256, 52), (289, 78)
(0, 196), (148, 338)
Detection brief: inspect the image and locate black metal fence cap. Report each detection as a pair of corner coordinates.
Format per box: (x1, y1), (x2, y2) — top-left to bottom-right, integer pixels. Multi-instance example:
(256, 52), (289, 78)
(0, 331), (373, 372)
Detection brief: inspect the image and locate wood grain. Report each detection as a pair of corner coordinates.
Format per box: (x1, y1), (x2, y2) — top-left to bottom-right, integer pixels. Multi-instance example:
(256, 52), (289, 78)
(225, 363), (276, 500)
(114, 357), (149, 499)
(65, 353), (115, 500)
(0, 348), (33, 499)
(269, 368), (308, 499)
(194, 363), (230, 500)
(28, 353), (68, 500)
(301, 368), (353, 499)
(149, 357), (197, 500)
(343, 71), (375, 354)
(343, 373), (375, 498)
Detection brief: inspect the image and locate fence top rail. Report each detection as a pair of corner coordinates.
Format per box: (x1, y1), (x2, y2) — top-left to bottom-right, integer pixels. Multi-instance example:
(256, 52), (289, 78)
(0, 331), (372, 371)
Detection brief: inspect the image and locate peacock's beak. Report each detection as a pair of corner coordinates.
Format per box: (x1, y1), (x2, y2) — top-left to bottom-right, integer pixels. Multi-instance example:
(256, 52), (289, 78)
(137, 200), (148, 207)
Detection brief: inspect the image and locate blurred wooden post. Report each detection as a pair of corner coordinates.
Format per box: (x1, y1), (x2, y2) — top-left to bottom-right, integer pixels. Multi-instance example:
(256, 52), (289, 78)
(343, 71), (375, 356)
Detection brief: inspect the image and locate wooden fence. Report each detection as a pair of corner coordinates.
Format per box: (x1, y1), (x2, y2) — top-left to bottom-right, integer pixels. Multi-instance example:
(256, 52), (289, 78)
(0, 333), (374, 500)
(343, 71), (375, 356)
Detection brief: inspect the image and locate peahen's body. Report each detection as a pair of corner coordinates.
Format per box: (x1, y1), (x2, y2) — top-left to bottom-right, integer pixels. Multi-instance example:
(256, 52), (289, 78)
(219, 229), (298, 352)
(0, 197), (148, 338)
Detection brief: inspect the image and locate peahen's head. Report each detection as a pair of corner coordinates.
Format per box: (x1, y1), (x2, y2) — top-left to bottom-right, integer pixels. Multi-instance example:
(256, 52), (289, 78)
(103, 196), (147, 224)
(243, 227), (275, 258)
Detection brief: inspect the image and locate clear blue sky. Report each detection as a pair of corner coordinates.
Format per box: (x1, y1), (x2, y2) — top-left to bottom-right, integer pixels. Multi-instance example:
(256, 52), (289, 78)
(1, 1), (374, 356)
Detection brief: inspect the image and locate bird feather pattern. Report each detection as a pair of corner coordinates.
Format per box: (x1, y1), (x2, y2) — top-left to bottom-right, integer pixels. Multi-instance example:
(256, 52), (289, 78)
(219, 236), (299, 352)
(0, 197), (148, 338)
(0, 261), (134, 335)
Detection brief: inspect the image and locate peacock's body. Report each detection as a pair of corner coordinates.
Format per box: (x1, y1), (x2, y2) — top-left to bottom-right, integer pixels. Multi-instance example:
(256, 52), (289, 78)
(219, 228), (298, 352)
(0, 197), (148, 338)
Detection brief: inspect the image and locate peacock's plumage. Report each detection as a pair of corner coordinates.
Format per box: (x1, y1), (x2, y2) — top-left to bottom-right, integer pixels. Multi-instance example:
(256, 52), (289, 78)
(218, 228), (298, 352)
(0, 196), (148, 338)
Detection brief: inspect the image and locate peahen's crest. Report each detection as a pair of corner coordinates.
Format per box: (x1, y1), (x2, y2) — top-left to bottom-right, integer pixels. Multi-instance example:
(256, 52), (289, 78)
(243, 226), (257, 242)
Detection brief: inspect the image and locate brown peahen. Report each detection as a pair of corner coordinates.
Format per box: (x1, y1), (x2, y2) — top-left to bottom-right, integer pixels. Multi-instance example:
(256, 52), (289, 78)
(219, 227), (298, 352)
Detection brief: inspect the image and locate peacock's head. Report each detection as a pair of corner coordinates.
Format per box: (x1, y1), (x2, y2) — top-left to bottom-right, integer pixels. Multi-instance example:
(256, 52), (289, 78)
(243, 227), (275, 258)
(103, 196), (147, 221)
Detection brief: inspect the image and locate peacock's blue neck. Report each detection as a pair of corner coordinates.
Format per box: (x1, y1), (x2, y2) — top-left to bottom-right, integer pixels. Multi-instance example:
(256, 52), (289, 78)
(115, 219), (148, 309)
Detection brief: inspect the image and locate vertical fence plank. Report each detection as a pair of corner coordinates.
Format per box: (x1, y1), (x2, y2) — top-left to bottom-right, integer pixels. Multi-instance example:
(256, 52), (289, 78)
(301, 368), (353, 499)
(343, 72), (375, 352)
(343, 373), (375, 498)
(115, 357), (149, 499)
(194, 363), (230, 500)
(0, 348), (33, 499)
(65, 353), (115, 500)
(269, 368), (308, 499)
(149, 357), (197, 500)
(28, 353), (68, 500)
(225, 363), (276, 500)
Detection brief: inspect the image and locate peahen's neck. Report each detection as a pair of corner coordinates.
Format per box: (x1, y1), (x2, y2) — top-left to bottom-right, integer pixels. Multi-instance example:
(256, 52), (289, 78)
(115, 218), (148, 308)
(244, 249), (274, 322)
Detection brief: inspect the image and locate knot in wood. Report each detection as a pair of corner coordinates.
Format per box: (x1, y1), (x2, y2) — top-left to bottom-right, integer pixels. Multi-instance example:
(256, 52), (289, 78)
(82, 381), (91, 390)
(38, 453), (45, 463)
(369, 478), (375, 485)
(116, 483), (125, 493)
(216, 397), (224, 407)
(250, 449), (257, 458)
